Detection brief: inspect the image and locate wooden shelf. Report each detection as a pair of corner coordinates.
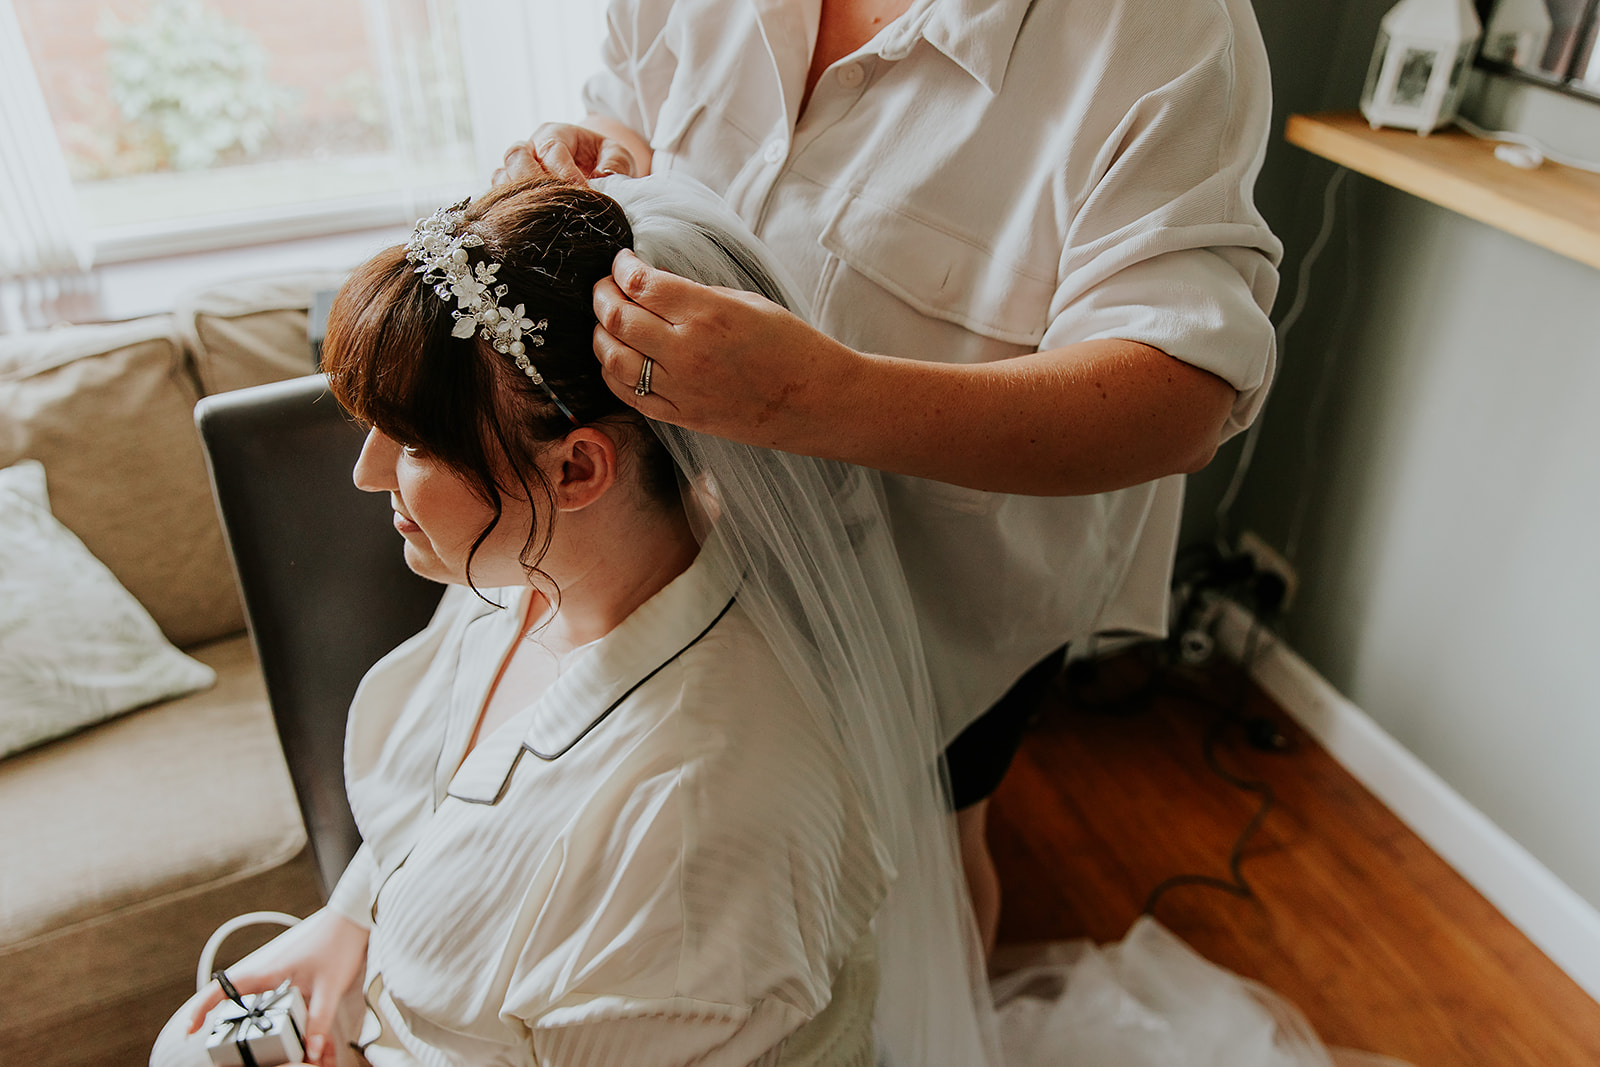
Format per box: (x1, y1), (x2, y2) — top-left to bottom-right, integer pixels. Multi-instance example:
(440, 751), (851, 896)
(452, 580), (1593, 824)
(1285, 111), (1600, 271)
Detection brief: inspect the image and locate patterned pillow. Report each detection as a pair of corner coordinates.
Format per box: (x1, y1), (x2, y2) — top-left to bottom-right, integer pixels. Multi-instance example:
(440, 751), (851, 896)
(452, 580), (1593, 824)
(0, 459), (215, 758)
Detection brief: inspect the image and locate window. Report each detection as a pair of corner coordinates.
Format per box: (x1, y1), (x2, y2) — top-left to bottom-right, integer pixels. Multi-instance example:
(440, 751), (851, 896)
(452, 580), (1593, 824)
(6, 0), (605, 265)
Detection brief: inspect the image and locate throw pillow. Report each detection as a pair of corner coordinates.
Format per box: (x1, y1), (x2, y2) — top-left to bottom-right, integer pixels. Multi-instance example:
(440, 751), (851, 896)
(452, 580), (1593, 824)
(0, 459), (216, 758)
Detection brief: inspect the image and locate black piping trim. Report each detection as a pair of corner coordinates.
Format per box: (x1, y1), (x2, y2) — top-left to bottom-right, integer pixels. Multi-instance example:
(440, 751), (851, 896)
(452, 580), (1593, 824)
(428, 616), (479, 812)
(447, 596), (738, 806)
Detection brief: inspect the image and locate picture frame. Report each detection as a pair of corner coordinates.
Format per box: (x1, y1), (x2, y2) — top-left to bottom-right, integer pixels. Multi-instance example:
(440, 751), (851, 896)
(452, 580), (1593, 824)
(1477, 0), (1597, 79)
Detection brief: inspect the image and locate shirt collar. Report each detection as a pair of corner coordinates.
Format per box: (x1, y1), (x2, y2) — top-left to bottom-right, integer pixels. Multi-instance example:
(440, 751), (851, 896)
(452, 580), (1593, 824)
(879, 0), (1035, 94)
(445, 530), (740, 804)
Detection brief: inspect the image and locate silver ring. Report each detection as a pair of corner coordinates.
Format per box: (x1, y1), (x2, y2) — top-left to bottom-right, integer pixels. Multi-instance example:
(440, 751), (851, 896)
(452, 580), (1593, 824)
(633, 356), (653, 397)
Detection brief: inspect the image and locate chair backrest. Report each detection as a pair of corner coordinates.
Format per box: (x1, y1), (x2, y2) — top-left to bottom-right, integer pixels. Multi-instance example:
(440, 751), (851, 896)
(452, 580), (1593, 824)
(195, 374), (444, 895)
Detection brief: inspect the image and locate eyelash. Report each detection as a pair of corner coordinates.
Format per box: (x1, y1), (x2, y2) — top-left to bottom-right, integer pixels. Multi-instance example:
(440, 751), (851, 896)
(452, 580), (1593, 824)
(401, 444), (423, 457)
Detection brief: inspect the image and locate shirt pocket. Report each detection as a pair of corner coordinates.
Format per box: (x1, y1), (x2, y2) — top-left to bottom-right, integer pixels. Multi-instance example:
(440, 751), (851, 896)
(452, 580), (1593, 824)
(649, 94), (702, 162)
(817, 192), (1057, 348)
(649, 69), (762, 196)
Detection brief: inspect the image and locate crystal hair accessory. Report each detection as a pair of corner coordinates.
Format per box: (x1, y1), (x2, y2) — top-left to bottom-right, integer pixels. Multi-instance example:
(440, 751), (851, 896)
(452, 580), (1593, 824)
(404, 198), (579, 424)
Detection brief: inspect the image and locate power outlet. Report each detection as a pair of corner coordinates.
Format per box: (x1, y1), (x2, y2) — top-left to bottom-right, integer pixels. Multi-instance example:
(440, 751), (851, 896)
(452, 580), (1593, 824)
(1237, 531), (1298, 612)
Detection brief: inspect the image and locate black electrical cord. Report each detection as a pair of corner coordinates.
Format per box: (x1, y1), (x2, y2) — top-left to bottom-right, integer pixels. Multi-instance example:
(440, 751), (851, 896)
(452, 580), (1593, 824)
(1059, 597), (1285, 918)
(1141, 609), (1282, 916)
(1141, 714), (1277, 915)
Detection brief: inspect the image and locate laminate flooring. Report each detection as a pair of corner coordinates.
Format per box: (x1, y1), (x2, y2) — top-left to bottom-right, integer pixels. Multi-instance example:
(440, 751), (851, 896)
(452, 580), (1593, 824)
(986, 650), (1600, 1067)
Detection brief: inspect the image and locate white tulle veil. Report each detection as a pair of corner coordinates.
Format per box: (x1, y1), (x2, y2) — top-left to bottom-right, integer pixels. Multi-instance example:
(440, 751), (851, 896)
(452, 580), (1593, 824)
(594, 172), (1002, 1067)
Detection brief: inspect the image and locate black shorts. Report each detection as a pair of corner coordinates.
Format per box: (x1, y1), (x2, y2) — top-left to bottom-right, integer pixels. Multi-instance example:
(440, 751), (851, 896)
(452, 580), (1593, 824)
(944, 646), (1067, 811)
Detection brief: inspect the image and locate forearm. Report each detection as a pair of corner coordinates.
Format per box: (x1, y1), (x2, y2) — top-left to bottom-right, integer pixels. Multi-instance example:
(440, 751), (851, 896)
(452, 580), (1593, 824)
(594, 252), (1240, 492)
(807, 339), (1236, 496)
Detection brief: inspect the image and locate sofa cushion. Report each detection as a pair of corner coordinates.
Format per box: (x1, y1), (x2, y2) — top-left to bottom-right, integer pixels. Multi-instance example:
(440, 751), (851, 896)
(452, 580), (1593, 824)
(176, 273), (346, 395)
(0, 634), (309, 946)
(0, 459), (216, 757)
(0, 633), (324, 1066)
(0, 318), (244, 647)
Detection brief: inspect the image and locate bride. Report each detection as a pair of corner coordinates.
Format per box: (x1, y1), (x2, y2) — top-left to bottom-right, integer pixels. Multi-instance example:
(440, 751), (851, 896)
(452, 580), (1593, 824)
(152, 170), (1375, 1067)
(151, 172), (997, 1067)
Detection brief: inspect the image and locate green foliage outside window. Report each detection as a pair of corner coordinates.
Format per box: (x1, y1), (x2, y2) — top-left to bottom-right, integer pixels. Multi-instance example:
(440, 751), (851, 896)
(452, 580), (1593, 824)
(100, 0), (294, 172)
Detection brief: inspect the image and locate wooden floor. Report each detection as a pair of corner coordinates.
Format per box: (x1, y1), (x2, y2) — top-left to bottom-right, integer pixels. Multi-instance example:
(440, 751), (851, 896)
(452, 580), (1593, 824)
(987, 650), (1600, 1067)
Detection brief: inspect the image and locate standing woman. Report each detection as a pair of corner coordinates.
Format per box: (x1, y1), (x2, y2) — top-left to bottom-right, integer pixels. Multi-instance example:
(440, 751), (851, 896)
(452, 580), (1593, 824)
(503, 0), (1283, 950)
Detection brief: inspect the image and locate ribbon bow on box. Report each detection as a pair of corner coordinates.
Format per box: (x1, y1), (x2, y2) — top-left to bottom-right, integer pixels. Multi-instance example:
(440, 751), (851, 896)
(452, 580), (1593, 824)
(206, 971), (308, 1067)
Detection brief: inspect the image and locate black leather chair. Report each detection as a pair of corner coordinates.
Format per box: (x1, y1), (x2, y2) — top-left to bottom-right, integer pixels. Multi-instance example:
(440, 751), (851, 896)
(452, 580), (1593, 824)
(195, 374), (444, 895)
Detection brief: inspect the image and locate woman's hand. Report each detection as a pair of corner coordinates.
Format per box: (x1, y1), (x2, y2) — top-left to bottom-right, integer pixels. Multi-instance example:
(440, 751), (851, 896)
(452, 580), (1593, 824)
(184, 907), (370, 1067)
(593, 251), (1237, 494)
(495, 120), (651, 185)
(592, 250), (862, 451)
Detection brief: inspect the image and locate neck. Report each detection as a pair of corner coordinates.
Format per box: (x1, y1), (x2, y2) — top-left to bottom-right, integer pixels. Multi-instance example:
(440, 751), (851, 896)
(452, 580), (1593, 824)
(526, 496), (701, 653)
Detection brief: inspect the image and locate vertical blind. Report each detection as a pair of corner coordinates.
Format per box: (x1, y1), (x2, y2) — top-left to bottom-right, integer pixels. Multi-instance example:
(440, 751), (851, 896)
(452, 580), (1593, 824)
(455, 0), (609, 183)
(0, 0), (92, 282)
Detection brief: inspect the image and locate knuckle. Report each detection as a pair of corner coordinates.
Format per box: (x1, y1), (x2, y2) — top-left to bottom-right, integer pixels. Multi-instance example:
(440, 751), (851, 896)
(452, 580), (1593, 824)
(619, 261), (651, 296)
(700, 305), (733, 337)
(601, 144), (636, 176)
(596, 299), (626, 334)
(534, 135), (574, 161)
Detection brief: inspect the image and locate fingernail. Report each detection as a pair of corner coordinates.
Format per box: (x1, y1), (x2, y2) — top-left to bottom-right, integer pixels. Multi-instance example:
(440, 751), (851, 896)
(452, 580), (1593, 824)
(308, 1034), (324, 1062)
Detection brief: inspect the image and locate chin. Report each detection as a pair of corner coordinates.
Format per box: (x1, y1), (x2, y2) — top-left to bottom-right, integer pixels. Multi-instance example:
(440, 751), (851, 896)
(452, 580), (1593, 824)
(401, 543), (461, 586)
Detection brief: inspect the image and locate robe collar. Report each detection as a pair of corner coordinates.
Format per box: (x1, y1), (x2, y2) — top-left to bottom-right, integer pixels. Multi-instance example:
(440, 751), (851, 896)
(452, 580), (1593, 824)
(443, 531), (740, 805)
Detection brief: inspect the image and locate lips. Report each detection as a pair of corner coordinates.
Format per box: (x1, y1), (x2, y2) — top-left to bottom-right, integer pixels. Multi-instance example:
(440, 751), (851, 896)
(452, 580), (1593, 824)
(393, 511), (422, 535)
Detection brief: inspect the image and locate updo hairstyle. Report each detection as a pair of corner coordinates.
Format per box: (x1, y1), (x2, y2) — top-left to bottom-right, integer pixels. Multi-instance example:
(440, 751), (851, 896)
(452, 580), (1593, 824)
(323, 177), (679, 584)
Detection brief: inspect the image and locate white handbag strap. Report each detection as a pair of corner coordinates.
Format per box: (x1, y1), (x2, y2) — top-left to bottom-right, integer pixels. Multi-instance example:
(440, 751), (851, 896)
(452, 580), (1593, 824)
(197, 910), (303, 993)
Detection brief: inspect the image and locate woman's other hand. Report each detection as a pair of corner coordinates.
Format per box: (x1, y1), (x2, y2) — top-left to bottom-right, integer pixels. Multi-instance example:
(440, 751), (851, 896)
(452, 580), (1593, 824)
(495, 119), (653, 185)
(184, 907), (370, 1067)
(593, 249), (860, 451)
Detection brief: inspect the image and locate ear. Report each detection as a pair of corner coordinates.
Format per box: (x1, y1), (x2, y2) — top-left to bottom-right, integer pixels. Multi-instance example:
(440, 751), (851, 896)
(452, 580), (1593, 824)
(549, 427), (618, 512)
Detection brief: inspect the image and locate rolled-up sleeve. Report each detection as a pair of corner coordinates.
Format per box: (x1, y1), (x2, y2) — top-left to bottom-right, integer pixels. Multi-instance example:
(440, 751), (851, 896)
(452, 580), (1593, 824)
(1039, 7), (1283, 437)
(1043, 245), (1279, 435)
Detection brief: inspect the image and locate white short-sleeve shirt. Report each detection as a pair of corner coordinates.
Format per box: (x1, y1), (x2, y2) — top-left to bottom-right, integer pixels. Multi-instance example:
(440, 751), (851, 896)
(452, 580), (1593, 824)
(327, 534), (886, 1067)
(584, 0), (1283, 738)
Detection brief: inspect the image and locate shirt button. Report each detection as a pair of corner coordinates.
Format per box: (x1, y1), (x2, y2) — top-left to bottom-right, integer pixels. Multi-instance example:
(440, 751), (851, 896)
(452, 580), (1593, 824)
(763, 139), (786, 164)
(837, 63), (865, 88)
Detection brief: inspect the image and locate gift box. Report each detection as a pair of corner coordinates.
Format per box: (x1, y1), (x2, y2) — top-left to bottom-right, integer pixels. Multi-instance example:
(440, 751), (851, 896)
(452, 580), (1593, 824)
(205, 977), (308, 1067)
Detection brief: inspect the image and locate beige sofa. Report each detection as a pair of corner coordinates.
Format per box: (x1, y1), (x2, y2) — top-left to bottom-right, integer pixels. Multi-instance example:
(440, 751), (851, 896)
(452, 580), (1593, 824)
(0, 275), (348, 1066)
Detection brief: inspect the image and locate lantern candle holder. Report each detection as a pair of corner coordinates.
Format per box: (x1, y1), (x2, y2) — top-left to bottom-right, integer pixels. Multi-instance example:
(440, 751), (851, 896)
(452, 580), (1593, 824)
(1360, 0), (1483, 133)
(1481, 0), (1553, 73)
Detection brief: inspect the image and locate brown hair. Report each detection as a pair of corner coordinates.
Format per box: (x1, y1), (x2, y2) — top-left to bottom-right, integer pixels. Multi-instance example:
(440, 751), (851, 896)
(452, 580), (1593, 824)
(323, 177), (677, 587)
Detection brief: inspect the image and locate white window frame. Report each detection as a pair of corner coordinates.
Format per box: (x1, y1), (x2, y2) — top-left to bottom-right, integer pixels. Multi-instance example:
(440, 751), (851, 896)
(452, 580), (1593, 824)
(5, 0), (608, 272)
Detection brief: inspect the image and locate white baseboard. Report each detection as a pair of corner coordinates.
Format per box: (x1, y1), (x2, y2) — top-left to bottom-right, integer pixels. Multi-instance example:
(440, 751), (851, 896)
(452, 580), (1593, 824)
(1214, 600), (1600, 1003)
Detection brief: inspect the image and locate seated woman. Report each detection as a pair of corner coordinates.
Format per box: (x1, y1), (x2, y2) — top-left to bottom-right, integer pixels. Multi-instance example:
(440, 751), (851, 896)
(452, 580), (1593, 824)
(151, 175), (996, 1067)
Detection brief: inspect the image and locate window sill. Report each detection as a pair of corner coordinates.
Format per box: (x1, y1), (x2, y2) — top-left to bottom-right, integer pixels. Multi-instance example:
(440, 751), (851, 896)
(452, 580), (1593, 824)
(89, 186), (470, 266)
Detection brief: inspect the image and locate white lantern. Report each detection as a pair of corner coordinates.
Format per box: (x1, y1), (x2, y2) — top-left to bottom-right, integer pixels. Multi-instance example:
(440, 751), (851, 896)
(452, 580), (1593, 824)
(1360, 0), (1483, 134)
(1481, 0), (1552, 72)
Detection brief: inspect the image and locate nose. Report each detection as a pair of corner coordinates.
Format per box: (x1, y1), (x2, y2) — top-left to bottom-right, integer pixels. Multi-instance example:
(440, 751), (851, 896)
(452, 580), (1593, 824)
(353, 427), (400, 493)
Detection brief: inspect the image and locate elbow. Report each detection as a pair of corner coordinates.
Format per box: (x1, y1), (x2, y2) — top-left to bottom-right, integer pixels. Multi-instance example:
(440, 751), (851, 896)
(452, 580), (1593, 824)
(1177, 433), (1222, 475)
(1168, 372), (1238, 477)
